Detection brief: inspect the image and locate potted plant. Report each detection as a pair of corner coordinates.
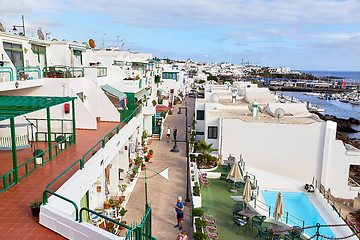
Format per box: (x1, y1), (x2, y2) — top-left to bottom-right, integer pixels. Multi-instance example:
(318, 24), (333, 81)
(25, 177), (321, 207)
(148, 149), (153, 157)
(135, 157), (143, 166)
(119, 208), (128, 230)
(104, 201), (110, 210)
(56, 135), (66, 150)
(109, 199), (115, 209)
(33, 149), (44, 165)
(141, 163), (146, 171)
(107, 132), (114, 140)
(30, 200), (42, 217)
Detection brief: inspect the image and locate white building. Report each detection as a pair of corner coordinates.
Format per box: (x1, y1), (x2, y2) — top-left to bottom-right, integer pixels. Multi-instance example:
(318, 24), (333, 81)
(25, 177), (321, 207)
(195, 83), (360, 200)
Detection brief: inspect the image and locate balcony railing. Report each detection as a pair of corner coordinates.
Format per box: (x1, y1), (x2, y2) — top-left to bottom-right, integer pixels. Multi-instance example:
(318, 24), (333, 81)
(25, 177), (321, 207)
(16, 67), (41, 80)
(0, 67), (14, 82)
(41, 105), (147, 238)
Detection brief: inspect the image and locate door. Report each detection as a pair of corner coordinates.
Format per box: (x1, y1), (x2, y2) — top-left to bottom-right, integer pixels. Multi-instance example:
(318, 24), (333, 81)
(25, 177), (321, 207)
(80, 191), (89, 223)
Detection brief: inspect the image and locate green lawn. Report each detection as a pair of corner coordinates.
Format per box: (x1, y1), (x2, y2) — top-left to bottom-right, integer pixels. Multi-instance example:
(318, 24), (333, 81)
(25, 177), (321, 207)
(200, 165), (274, 240)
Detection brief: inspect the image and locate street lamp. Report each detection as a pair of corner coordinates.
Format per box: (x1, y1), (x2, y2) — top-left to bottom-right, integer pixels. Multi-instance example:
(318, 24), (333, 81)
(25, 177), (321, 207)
(12, 15), (26, 36)
(170, 99), (190, 202)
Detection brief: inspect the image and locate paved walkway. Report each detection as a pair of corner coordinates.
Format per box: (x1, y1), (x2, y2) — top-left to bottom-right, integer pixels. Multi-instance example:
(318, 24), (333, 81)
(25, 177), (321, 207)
(124, 98), (195, 239)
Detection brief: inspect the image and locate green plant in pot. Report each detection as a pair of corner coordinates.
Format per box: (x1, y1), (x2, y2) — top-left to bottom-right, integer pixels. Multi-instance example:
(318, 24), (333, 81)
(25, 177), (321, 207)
(56, 135), (66, 150)
(30, 200), (42, 217)
(33, 149), (44, 165)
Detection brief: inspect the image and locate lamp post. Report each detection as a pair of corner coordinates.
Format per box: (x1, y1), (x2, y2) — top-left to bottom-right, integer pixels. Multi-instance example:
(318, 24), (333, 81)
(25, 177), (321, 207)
(12, 15), (25, 36)
(170, 99), (190, 202)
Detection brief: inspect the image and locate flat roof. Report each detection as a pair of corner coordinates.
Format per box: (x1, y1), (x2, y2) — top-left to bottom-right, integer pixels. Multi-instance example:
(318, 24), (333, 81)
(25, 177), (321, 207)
(0, 96), (76, 121)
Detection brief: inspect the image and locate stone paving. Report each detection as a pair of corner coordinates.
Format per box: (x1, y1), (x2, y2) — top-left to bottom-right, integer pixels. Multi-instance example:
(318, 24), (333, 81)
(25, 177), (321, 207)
(124, 98), (195, 240)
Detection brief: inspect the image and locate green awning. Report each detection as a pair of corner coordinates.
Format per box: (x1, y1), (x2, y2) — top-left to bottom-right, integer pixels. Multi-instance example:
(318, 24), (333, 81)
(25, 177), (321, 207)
(0, 96), (76, 121)
(100, 85), (127, 101)
(135, 88), (148, 100)
(69, 44), (86, 52)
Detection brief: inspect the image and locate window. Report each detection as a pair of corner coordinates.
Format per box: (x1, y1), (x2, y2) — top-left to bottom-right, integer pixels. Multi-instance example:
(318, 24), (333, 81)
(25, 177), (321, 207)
(162, 72), (178, 80)
(73, 50), (83, 64)
(196, 110), (205, 120)
(3, 42), (23, 69)
(208, 126), (218, 139)
(31, 44), (47, 70)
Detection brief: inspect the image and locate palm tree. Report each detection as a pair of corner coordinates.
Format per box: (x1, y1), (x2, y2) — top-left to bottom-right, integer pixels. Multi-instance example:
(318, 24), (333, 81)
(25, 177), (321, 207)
(195, 140), (218, 166)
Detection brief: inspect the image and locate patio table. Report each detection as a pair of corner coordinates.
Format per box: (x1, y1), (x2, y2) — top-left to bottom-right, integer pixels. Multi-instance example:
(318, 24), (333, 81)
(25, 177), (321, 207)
(238, 209), (259, 219)
(268, 225), (290, 239)
(238, 209), (259, 230)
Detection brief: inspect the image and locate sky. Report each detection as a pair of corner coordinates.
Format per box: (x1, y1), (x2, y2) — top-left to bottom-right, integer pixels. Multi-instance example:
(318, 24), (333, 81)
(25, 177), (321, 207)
(0, 0), (360, 71)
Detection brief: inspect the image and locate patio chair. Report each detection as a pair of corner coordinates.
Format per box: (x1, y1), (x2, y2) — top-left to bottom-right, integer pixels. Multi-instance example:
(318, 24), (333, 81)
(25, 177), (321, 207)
(205, 227), (219, 240)
(235, 180), (246, 189)
(232, 216), (248, 233)
(285, 226), (302, 240)
(252, 215), (267, 230)
(232, 202), (246, 218)
(255, 225), (271, 239)
(226, 179), (234, 186)
(89, 212), (106, 228)
(203, 213), (216, 225)
(206, 225), (217, 231)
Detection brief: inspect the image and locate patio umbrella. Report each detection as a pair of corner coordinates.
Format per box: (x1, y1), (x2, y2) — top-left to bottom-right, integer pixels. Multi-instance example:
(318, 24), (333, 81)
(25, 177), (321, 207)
(273, 192), (284, 221)
(226, 161), (243, 182)
(243, 178), (252, 204)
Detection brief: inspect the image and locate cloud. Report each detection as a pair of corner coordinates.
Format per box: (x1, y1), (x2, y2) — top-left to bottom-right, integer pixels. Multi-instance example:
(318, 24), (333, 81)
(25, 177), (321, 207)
(63, 0), (360, 29)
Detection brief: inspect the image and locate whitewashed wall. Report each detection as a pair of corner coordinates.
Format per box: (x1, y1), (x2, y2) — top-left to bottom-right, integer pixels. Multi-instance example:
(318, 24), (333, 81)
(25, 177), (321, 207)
(221, 119), (326, 185)
(40, 114), (142, 232)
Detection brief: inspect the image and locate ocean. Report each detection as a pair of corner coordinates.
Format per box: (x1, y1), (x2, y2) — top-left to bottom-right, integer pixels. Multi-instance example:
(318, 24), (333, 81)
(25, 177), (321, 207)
(302, 70), (360, 83)
(279, 91), (360, 139)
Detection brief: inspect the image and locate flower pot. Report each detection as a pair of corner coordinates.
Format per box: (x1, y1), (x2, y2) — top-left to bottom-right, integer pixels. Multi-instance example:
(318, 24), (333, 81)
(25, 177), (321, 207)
(30, 207), (40, 217)
(36, 157), (42, 165)
(58, 143), (65, 150)
(120, 221), (127, 230)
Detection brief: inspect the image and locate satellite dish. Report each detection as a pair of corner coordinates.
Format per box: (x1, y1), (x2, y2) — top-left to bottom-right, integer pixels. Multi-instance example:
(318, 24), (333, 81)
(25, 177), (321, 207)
(210, 93), (220, 103)
(89, 39), (95, 49)
(37, 28), (45, 40)
(82, 42), (90, 49)
(0, 22), (5, 32)
(274, 108), (285, 121)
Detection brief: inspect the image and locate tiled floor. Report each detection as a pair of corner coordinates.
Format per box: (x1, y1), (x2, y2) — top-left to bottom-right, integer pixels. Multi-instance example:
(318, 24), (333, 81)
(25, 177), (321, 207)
(0, 121), (120, 239)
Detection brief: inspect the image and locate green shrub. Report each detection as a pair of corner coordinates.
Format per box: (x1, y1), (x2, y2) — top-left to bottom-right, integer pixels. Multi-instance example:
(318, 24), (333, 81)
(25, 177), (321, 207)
(193, 232), (207, 240)
(193, 182), (200, 196)
(192, 208), (204, 217)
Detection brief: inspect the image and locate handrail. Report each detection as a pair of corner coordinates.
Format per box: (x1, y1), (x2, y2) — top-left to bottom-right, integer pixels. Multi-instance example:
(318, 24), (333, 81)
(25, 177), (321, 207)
(79, 207), (131, 229)
(0, 67), (14, 81)
(81, 139), (105, 168)
(43, 158), (82, 203)
(43, 189), (79, 221)
(43, 66), (68, 78)
(16, 67), (41, 79)
(67, 67), (84, 78)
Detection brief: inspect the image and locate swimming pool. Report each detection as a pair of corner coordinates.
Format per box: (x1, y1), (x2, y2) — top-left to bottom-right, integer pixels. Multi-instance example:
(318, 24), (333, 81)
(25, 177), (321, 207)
(261, 190), (335, 238)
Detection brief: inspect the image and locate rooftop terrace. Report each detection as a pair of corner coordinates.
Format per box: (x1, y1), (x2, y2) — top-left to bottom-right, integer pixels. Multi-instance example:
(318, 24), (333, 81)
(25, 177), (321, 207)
(0, 121), (120, 239)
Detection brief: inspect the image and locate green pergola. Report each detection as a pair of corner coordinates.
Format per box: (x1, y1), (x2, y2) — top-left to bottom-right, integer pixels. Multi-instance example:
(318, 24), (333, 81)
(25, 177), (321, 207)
(0, 96), (76, 184)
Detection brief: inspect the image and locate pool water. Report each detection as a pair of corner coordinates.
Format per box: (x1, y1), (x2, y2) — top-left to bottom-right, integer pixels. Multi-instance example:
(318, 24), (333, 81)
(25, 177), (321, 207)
(261, 191), (335, 238)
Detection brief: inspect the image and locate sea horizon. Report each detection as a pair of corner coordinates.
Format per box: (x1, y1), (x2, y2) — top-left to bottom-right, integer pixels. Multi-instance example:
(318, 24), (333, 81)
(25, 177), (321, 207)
(299, 70), (360, 82)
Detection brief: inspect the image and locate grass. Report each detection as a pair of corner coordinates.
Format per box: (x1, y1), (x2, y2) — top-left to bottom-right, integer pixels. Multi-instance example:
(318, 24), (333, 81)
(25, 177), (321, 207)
(200, 165), (274, 240)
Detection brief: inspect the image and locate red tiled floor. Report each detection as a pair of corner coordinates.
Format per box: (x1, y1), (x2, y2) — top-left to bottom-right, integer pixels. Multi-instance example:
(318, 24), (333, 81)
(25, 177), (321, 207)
(0, 121), (121, 240)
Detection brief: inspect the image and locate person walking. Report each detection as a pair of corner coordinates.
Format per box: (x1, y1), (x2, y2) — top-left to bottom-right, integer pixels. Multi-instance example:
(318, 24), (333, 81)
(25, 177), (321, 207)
(177, 230), (188, 240)
(173, 127), (177, 141)
(167, 127), (171, 142)
(174, 196), (184, 230)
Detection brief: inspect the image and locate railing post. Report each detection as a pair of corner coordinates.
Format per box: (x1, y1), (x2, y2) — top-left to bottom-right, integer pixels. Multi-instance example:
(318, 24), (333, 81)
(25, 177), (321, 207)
(10, 117), (18, 184)
(46, 107), (53, 160)
(72, 99), (76, 143)
(136, 224), (142, 240)
(286, 212), (289, 224)
(269, 206), (271, 217)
